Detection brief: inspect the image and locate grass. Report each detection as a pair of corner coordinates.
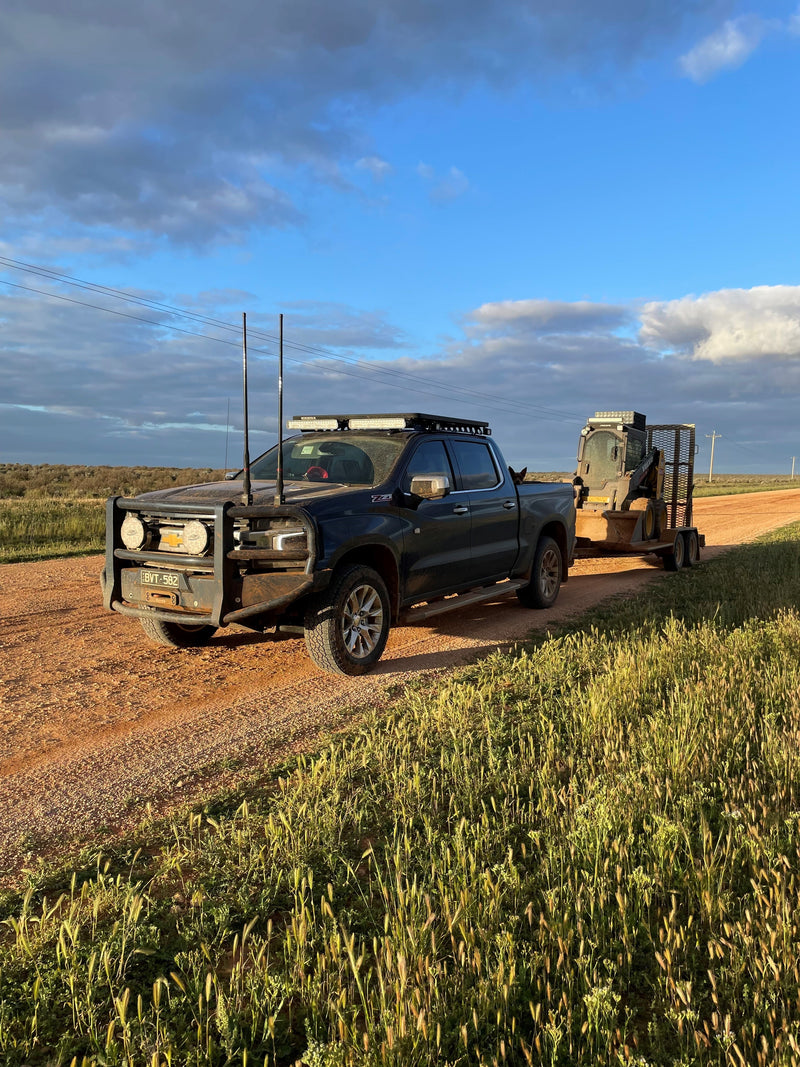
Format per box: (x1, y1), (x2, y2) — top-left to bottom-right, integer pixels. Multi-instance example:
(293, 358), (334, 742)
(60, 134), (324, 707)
(692, 474), (799, 497)
(530, 472), (799, 496)
(0, 465), (224, 563)
(0, 466), (796, 564)
(1, 522), (800, 1065)
(0, 499), (106, 563)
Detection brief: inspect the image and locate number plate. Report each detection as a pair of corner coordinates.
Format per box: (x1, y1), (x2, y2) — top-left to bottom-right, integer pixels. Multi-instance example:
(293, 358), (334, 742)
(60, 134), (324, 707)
(140, 570), (181, 589)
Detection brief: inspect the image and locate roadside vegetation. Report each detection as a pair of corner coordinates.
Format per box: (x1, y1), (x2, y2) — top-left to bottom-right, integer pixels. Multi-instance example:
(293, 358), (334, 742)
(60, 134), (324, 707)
(530, 470), (799, 496)
(0, 465), (224, 563)
(0, 464), (796, 565)
(692, 474), (798, 497)
(1, 523), (799, 1065)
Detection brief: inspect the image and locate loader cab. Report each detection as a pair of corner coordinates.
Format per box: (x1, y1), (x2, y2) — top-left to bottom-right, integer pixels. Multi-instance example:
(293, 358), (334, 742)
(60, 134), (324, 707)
(576, 411), (647, 509)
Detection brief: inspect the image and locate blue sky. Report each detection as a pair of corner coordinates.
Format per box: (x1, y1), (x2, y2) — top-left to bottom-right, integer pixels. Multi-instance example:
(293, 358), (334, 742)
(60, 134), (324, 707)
(2, 0), (799, 473)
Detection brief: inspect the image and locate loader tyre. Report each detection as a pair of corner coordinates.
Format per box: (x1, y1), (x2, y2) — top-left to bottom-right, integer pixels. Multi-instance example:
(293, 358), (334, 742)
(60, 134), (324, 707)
(304, 564), (390, 675)
(140, 616), (218, 647)
(662, 532), (686, 572)
(629, 497), (657, 540)
(516, 535), (562, 609)
(684, 529), (700, 567)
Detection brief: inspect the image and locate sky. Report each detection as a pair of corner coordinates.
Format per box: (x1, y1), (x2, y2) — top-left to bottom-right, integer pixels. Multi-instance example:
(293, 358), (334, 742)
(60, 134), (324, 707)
(2, 0), (800, 474)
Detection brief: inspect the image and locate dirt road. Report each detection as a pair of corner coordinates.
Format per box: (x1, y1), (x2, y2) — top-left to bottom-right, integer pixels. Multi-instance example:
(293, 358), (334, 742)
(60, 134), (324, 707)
(1, 489), (799, 877)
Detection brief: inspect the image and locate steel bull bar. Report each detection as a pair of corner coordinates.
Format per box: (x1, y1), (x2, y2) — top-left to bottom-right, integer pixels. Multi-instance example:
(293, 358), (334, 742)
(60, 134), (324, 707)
(102, 497), (319, 628)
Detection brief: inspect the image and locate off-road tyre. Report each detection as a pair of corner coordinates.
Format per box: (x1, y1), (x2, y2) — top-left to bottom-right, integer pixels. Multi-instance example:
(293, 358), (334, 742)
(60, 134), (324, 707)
(662, 532), (686, 572)
(304, 564), (391, 675)
(516, 535), (562, 609)
(683, 529), (700, 567)
(140, 616), (218, 648)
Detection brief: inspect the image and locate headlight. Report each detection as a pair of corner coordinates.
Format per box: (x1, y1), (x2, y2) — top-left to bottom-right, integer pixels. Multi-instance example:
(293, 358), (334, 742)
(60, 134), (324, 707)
(121, 514), (147, 550)
(183, 520), (209, 555)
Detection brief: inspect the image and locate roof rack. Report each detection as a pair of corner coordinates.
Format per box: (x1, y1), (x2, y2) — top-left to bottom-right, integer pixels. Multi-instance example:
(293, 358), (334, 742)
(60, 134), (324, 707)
(286, 413), (492, 435)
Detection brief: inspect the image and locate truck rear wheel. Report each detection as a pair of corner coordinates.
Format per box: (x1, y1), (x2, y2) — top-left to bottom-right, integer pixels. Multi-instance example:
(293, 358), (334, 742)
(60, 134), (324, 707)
(304, 565), (390, 675)
(140, 616), (218, 648)
(516, 535), (562, 609)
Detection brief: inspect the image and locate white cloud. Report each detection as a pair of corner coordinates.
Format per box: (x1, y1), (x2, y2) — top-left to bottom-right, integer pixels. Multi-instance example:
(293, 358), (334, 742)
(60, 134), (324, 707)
(3, 280), (800, 471)
(679, 15), (766, 83)
(640, 285), (800, 362)
(416, 163), (470, 203)
(356, 156), (393, 181)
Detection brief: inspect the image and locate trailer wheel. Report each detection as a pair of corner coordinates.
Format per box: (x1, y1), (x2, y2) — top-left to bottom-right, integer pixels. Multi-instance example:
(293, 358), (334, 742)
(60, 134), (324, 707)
(516, 536), (562, 609)
(662, 532), (686, 572)
(140, 616), (218, 648)
(304, 565), (390, 675)
(683, 529), (700, 567)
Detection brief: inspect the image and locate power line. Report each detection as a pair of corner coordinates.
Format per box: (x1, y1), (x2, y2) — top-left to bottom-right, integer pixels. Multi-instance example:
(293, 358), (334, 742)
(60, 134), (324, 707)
(0, 254), (585, 425)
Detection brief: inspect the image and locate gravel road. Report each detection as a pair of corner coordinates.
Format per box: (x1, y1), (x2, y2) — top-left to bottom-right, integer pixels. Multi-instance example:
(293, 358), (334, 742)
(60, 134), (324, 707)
(2, 488), (799, 879)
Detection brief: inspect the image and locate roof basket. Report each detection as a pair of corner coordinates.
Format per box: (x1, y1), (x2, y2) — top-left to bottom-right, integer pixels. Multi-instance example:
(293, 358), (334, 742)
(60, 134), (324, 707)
(287, 413), (492, 435)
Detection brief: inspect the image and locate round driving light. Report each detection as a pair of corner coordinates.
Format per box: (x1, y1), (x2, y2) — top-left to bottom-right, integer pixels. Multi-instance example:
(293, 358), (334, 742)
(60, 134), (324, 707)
(120, 514), (146, 550)
(183, 520), (209, 555)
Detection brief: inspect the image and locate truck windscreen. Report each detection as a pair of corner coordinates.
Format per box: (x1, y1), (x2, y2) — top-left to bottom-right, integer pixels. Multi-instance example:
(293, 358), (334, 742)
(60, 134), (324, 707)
(249, 434), (408, 486)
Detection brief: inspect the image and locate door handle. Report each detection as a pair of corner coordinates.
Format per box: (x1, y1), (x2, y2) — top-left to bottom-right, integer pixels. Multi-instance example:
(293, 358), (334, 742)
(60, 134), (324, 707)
(452, 505), (469, 514)
(503, 500), (517, 510)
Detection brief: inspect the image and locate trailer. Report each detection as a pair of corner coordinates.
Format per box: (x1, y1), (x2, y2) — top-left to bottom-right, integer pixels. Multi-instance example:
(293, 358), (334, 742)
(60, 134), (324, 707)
(573, 411), (704, 570)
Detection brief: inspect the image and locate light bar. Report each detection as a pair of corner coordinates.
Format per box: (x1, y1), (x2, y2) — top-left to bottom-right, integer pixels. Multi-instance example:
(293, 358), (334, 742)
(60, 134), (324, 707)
(286, 417), (341, 430)
(347, 416), (409, 430)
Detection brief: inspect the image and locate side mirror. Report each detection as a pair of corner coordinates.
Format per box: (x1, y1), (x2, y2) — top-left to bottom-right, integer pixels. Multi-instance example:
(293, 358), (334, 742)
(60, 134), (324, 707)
(224, 470), (240, 480)
(410, 474), (450, 500)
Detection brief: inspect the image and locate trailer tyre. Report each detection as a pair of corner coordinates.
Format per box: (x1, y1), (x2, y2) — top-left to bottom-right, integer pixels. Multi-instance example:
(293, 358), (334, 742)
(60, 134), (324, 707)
(140, 616), (218, 648)
(304, 565), (390, 675)
(662, 532), (686, 572)
(516, 535), (562, 609)
(684, 529), (700, 567)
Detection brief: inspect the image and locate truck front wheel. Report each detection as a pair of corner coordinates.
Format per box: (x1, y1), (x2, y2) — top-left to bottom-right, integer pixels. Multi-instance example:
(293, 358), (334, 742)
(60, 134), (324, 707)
(516, 535), (562, 609)
(304, 565), (390, 675)
(140, 616), (218, 648)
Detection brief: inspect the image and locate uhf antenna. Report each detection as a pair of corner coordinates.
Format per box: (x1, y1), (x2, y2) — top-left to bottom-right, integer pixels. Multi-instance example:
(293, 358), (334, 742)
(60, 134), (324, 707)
(241, 312), (252, 506)
(275, 313), (285, 506)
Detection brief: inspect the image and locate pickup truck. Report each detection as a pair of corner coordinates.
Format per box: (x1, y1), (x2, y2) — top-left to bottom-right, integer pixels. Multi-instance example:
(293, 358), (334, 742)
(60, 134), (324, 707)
(102, 413), (576, 675)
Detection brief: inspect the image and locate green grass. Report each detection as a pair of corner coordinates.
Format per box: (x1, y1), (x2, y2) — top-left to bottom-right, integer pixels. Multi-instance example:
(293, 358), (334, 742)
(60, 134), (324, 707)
(2, 523), (800, 1065)
(693, 474), (799, 497)
(0, 465), (225, 563)
(0, 499), (105, 563)
(0, 464), (226, 500)
(1, 468), (796, 565)
(527, 472), (799, 497)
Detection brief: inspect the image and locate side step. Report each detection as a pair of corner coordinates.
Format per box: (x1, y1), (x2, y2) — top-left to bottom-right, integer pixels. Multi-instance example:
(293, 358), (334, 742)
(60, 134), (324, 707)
(402, 580), (527, 623)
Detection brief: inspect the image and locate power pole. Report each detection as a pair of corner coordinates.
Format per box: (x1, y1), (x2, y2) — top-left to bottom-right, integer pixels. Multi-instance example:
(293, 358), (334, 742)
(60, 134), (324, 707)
(706, 431), (721, 484)
(792, 456), (796, 480)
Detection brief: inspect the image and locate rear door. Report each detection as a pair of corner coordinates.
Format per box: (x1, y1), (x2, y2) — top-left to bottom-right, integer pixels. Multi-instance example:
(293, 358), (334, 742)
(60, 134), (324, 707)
(448, 438), (519, 583)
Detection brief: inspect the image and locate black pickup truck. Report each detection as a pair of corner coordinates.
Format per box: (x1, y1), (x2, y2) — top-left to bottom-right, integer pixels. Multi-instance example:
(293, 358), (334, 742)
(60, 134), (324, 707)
(102, 413), (576, 674)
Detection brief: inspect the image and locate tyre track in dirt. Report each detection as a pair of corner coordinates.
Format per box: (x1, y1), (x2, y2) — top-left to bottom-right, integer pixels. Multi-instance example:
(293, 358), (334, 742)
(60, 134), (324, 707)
(1, 488), (799, 878)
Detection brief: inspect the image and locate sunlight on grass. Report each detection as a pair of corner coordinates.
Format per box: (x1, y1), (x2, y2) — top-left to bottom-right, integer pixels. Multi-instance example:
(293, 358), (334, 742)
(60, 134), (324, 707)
(1, 527), (799, 1065)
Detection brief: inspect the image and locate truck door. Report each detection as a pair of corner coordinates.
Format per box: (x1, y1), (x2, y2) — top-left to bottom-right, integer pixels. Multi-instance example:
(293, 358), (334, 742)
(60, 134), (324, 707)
(398, 439), (473, 601)
(448, 438), (519, 583)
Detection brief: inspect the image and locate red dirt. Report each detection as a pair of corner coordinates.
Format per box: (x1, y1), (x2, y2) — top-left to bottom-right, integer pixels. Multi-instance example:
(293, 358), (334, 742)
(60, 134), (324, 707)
(1, 488), (799, 878)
